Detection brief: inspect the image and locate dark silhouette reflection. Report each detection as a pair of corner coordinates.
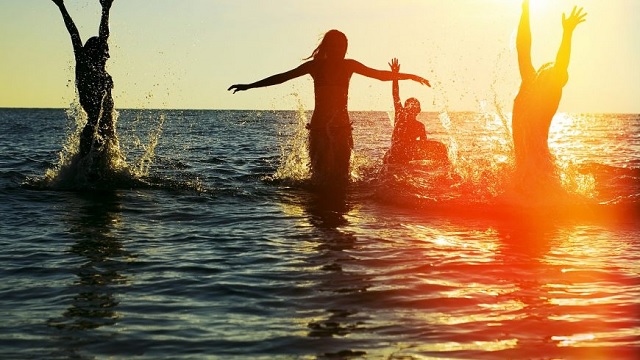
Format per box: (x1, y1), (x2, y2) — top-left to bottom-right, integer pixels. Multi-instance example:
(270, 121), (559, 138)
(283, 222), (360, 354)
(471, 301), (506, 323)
(512, 0), (587, 194)
(305, 189), (350, 230)
(295, 190), (371, 357)
(51, 0), (118, 161)
(230, 29), (430, 189)
(47, 192), (132, 357)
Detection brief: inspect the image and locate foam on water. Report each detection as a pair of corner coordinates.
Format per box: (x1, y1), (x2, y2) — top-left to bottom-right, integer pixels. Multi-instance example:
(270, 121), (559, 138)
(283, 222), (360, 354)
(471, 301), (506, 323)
(271, 97), (311, 184)
(27, 102), (165, 191)
(371, 107), (617, 216)
(268, 105), (604, 211)
(129, 111), (166, 178)
(27, 100), (629, 215)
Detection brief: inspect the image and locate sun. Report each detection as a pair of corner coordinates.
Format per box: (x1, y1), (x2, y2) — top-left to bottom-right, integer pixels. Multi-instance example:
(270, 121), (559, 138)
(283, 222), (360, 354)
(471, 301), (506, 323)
(498, 0), (551, 12)
(528, 0), (553, 12)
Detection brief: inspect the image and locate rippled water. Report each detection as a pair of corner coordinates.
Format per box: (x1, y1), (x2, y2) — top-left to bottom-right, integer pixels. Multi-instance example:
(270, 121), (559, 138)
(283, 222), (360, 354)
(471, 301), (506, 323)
(0, 108), (638, 359)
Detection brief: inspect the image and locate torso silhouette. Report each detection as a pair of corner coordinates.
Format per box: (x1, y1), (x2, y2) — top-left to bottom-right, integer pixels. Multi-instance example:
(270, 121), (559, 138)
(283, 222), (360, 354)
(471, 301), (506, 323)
(75, 46), (113, 120)
(307, 59), (355, 129)
(512, 65), (568, 172)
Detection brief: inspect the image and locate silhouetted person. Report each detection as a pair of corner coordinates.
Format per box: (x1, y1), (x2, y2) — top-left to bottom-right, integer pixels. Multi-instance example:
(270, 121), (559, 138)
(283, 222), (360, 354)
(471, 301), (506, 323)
(52, 0), (116, 159)
(228, 30), (430, 188)
(384, 58), (448, 166)
(512, 0), (586, 192)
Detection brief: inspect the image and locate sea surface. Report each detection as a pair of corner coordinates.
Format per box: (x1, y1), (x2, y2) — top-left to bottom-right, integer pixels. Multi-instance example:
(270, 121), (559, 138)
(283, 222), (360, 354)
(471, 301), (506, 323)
(0, 108), (638, 359)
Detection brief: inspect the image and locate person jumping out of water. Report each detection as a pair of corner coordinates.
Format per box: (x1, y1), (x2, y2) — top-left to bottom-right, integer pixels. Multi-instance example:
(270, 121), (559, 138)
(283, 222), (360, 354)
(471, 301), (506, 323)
(228, 30), (431, 189)
(52, 0), (116, 159)
(383, 58), (448, 166)
(512, 0), (586, 193)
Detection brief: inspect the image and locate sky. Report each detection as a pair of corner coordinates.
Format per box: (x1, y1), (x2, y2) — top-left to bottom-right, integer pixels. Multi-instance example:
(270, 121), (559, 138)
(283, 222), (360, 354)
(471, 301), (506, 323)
(1, 0), (638, 113)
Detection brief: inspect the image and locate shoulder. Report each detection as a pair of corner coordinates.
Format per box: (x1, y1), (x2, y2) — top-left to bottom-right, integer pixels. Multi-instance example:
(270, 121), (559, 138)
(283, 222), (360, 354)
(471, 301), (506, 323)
(286, 60), (314, 77)
(294, 60), (313, 70)
(409, 119), (424, 129)
(345, 59), (374, 76)
(342, 59), (363, 70)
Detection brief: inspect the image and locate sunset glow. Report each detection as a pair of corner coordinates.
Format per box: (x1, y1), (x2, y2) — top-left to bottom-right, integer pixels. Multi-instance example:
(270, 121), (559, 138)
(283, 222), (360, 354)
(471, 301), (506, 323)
(0, 1), (638, 358)
(0, 0), (638, 113)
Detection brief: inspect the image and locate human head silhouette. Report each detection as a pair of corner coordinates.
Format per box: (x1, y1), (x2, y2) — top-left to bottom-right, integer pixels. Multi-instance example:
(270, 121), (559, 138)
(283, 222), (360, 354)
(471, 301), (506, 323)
(404, 97), (421, 116)
(307, 29), (348, 60)
(84, 36), (110, 66)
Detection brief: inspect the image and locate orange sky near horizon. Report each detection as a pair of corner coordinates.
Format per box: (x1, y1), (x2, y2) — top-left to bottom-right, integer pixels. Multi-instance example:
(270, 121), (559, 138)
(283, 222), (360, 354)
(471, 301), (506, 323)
(1, 0), (638, 113)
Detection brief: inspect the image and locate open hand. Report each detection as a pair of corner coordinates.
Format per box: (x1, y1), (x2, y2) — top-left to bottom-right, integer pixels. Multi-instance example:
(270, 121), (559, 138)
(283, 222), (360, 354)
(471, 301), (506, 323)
(414, 75), (431, 88)
(562, 6), (587, 32)
(410, 75), (431, 87)
(388, 58), (400, 72)
(228, 84), (249, 94)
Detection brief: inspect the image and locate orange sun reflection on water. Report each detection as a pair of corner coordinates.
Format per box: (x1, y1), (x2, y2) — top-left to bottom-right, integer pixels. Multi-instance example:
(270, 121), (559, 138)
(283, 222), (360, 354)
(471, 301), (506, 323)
(540, 226), (638, 358)
(548, 113), (598, 198)
(402, 217), (637, 358)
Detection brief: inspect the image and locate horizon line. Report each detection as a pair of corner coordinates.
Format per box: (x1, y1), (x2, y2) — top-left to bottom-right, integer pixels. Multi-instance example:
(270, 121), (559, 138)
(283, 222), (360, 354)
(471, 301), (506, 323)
(0, 106), (638, 115)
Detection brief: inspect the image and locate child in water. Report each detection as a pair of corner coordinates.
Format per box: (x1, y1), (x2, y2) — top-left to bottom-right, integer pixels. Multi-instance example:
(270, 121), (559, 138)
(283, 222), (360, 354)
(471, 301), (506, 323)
(384, 58), (448, 166)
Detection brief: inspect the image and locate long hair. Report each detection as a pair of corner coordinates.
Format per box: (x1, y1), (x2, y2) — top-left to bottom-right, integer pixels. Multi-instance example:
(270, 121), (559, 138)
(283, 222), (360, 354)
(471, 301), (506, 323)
(305, 29), (348, 60)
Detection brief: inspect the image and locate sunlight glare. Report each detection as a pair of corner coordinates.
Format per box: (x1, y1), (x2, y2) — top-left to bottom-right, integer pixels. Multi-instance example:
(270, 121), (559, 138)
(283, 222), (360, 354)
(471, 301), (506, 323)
(398, 339), (519, 353)
(552, 333), (596, 347)
(500, 0), (550, 12)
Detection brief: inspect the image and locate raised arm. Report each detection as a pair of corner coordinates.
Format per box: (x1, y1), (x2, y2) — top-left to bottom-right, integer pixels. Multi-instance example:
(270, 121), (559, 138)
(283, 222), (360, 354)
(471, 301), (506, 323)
(555, 6), (587, 73)
(52, 0), (82, 53)
(228, 62), (312, 93)
(352, 60), (431, 87)
(99, 0), (114, 41)
(389, 58), (402, 113)
(517, 0), (535, 81)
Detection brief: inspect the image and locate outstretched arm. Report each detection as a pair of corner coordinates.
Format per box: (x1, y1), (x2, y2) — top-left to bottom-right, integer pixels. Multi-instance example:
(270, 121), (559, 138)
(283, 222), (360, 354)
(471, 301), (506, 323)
(555, 6), (587, 73)
(52, 0), (82, 53)
(228, 62), (312, 93)
(389, 58), (402, 113)
(99, 0), (114, 41)
(352, 60), (431, 87)
(517, 0), (535, 81)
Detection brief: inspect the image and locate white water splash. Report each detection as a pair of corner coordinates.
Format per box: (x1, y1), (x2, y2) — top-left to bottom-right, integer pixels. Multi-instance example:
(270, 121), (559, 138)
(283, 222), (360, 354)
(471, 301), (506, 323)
(36, 101), (165, 190)
(271, 94), (311, 183)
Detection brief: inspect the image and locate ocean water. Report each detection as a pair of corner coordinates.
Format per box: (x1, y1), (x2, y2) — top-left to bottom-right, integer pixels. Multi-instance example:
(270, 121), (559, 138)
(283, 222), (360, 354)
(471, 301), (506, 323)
(0, 108), (638, 359)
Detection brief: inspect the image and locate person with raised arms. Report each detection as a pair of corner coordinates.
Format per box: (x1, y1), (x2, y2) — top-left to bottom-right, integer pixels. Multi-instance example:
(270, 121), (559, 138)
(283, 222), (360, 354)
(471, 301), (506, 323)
(51, 0), (116, 160)
(383, 58), (448, 167)
(512, 0), (587, 193)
